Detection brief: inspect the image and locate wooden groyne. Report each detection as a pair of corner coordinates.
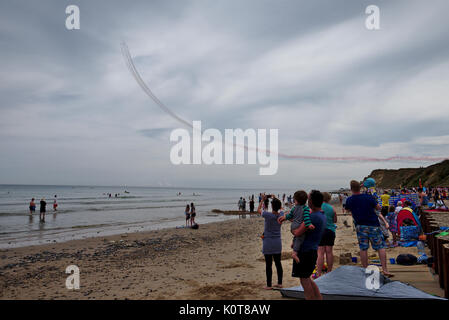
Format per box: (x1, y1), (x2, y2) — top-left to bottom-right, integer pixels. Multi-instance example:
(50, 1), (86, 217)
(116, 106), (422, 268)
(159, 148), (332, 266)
(420, 210), (449, 299)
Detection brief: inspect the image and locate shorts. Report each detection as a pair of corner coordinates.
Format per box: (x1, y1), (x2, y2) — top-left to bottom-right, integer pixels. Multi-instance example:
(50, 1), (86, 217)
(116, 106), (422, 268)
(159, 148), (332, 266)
(191, 213), (196, 218)
(356, 225), (386, 251)
(292, 250), (317, 278)
(319, 229), (336, 246)
(185, 214), (190, 220)
(29, 206), (36, 212)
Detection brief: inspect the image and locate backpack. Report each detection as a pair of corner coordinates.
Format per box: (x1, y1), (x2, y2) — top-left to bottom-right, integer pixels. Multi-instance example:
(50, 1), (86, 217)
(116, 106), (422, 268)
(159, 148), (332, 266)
(396, 254), (417, 266)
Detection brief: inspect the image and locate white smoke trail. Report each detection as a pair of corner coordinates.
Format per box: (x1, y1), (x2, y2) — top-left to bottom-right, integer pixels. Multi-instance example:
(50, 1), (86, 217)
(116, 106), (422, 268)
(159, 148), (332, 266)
(120, 41), (449, 163)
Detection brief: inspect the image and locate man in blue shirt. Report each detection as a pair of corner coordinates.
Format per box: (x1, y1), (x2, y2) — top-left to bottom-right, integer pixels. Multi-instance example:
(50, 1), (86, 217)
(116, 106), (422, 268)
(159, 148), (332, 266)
(345, 180), (394, 277)
(291, 190), (326, 300)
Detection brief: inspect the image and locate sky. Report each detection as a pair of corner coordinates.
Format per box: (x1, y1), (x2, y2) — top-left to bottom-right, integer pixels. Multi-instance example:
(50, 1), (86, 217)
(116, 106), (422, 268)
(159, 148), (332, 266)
(1, 0), (449, 190)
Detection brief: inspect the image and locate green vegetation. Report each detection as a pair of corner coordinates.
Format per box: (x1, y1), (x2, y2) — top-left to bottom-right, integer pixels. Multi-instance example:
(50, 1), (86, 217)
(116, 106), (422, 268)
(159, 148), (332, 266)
(365, 160), (449, 188)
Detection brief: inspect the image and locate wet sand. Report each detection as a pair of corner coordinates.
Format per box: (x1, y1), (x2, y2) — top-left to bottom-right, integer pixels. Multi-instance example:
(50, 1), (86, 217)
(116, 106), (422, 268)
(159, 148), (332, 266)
(0, 204), (444, 299)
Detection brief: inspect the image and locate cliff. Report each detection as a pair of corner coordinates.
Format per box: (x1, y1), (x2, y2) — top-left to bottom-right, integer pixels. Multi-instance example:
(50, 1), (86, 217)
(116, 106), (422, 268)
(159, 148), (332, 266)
(365, 160), (449, 188)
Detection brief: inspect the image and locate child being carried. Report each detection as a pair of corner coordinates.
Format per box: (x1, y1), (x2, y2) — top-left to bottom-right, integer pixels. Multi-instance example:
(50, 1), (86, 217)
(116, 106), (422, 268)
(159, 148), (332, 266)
(278, 190), (314, 263)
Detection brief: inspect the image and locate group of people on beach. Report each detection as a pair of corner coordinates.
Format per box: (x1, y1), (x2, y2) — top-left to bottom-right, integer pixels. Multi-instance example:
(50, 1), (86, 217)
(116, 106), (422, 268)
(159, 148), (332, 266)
(29, 195), (58, 222)
(237, 196), (255, 212)
(258, 189), (337, 300)
(238, 194), (298, 213)
(257, 179), (411, 300)
(184, 203), (197, 227)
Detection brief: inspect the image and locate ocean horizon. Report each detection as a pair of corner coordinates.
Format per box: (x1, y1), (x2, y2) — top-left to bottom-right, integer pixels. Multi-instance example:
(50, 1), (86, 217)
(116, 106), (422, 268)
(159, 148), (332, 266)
(0, 184), (297, 249)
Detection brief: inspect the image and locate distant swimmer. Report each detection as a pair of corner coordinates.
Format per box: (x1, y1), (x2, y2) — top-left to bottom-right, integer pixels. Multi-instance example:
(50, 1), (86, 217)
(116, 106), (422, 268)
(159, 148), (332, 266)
(29, 198), (36, 215)
(53, 195), (58, 211)
(40, 198), (47, 222)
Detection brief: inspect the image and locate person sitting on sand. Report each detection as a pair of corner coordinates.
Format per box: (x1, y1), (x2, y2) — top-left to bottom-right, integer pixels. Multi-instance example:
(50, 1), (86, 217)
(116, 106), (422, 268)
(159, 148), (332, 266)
(278, 190), (314, 264)
(395, 201), (403, 214)
(345, 180), (394, 277)
(185, 204), (191, 227)
(190, 203), (196, 225)
(29, 198), (36, 215)
(257, 194), (284, 290)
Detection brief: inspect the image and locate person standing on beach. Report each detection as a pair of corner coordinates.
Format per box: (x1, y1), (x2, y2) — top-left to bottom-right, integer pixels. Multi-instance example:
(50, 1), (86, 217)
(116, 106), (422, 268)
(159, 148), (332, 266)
(242, 198), (247, 212)
(291, 190), (326, 300)
(39, 198), (47, 222)
(249, 197), (255, 213)
(29, 198), (36, 215)
(380, 191), (390, 216)
(341, 193), (348, 213)
(345, 180), (394, 277)
(257, 194), (284, 290)
(316, 192), (337, 277)
(53, 195), (58, 211)
(190, 203), (196, 226)
(418, 188), (428, 209)
(238, 197), (243, 211)
(185, 204), (191, 227)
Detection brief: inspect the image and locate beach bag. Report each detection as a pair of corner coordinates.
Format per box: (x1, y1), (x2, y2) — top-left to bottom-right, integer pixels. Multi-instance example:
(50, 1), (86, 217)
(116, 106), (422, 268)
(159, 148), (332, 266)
(400, 226), (419, 241)
(396, 254), (417, 266)
(191, 223), (199, 230)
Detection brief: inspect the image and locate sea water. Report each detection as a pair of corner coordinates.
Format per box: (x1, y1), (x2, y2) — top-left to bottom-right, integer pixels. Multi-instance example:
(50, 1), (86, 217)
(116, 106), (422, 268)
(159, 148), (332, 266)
(0, 185), (278, 248)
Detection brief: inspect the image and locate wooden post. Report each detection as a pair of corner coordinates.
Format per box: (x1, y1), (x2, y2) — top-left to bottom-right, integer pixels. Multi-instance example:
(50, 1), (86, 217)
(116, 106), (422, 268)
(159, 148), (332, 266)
(437, 237), (449, 289)
(433, 232), (439, 275)
(443, 244), (449, 299)
(421, 211), (430, 233)
(429, 223), (439, 258)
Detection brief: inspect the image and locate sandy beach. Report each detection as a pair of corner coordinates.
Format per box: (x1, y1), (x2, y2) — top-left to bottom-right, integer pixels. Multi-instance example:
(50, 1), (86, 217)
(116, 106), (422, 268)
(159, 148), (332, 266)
(0, 203), (444, 299)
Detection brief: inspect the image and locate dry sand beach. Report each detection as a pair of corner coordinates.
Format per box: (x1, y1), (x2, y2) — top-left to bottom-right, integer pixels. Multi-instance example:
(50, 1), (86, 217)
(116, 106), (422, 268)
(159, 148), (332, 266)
(0, 204), (444, 299)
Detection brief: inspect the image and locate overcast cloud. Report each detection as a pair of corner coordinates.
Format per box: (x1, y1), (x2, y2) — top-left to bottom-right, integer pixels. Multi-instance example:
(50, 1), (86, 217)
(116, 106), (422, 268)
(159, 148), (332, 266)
(1, 0), (449, 189)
